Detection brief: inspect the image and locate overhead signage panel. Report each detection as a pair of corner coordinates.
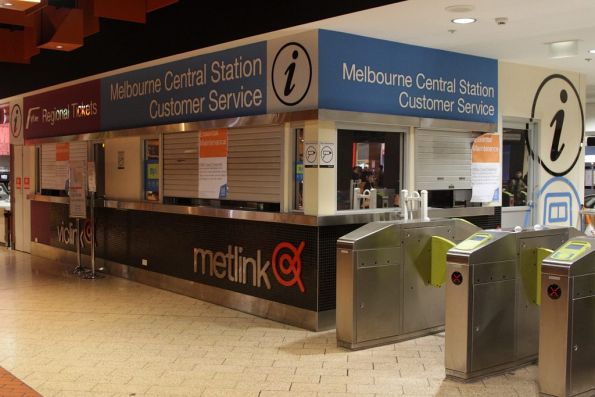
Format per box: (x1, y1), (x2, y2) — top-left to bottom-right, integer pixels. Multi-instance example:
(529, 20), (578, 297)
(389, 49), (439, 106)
(318, 30), (498, 124)
(23, 80), (101, 139)
(101, 42), (267, 130)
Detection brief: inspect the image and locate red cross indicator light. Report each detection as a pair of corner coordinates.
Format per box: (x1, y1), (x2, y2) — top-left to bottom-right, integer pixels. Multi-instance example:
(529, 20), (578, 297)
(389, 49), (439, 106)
(451, 271), (463, 285)
(547, 284), (562, 300)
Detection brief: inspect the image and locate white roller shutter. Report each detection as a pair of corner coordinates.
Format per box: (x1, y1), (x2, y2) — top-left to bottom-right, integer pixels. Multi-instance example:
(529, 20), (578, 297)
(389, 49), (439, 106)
(163, 126), (282, 203)
(163, 132), (199, 198)
(415, 129), (479, 190)
(40, 141), (87, 190)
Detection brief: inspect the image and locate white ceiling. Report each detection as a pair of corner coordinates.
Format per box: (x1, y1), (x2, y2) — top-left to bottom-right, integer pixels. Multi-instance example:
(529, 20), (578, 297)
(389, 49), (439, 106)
(291, 0), (595, 103)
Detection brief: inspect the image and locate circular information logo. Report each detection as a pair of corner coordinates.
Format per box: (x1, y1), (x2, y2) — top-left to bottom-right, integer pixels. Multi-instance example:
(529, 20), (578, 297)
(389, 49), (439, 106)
(10, 104), (22, 139)
(271, 42), (312, 106)
(529, 74), (584, 177)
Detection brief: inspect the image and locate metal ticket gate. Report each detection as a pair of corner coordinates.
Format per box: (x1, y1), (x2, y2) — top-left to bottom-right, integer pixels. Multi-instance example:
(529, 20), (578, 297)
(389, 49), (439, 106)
(444, 226), (579, 381)
(539, 236), (595, 397)
(336, 218), (480, 350)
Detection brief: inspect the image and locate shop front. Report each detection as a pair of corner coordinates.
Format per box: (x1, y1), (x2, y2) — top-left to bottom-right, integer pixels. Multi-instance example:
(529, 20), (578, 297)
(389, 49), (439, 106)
(5, 29), (583, 331)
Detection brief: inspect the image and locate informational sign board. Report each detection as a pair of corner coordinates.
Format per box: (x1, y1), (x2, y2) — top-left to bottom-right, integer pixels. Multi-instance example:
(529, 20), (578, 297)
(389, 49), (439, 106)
(318, 142), (335, 168)
(470, 133), (501, 203)
(304, 142), (318, 168)
(68, 160), (87, 219)
(199, 129), (228, 199)
(87, 161), (96, 193)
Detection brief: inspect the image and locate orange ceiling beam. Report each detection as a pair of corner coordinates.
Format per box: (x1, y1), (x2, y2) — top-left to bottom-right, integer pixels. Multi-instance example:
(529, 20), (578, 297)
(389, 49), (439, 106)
(93, 0), (178, 23)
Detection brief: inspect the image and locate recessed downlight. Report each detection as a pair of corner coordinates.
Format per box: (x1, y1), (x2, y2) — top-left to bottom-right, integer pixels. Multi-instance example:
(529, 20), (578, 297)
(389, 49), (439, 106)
(56, 45), (64, 49)
(3, 2), (14, 6)
(451, 18), (476, 24)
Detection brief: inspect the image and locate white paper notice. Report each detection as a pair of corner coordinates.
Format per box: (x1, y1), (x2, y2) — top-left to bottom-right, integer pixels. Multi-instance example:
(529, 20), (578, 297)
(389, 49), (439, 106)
(68, 160), (87, 219)
(198, 129), (228, 199)
(470, 134), (501, 203)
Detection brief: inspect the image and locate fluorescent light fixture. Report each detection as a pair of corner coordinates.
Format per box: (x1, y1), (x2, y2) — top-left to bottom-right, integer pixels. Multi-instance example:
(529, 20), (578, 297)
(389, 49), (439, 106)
(451, 17), (476, 24)
(589, 49), (595, 54)
(548, 40), (578, 58)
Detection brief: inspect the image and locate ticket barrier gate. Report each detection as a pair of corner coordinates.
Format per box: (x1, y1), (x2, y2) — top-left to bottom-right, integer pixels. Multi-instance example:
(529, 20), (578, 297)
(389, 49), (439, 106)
(444, 226), (579, 381)
(539, 237), (595, 397)
(336, 218), (480, 350)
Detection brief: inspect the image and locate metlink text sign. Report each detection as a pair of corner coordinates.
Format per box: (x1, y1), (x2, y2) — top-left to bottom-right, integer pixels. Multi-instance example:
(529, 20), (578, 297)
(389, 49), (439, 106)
(318, 30), (498, 124)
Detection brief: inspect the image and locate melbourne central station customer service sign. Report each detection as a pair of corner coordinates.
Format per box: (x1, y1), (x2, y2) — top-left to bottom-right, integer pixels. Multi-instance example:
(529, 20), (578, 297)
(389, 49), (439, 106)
(101, 42), (267, 129)
(318, 30), (498, 123)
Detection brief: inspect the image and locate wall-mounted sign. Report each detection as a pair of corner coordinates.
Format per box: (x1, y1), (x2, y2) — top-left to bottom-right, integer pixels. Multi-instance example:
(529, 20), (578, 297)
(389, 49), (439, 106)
(9, 99), (23, 145)
(318, 30), (498, 124)
(101, 43), (267, 130)
(470, 133), (500, 203)
(304, 142), (318, 168)
(23, 80), (100, 139)
(319, 142), (335, 168)
(199, 128), (228, 199)
(24, 177), (30, 190)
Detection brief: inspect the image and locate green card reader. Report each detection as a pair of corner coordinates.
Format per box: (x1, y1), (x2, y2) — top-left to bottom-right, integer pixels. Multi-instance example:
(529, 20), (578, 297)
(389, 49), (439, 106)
(455, 232), (493, 251)
(550, 240), (591, 262)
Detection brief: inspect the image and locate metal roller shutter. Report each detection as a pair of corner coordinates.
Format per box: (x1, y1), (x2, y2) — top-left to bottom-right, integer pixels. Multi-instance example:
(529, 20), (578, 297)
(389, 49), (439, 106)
(163, 126), (282, 203)
(415, 129), (479, 190)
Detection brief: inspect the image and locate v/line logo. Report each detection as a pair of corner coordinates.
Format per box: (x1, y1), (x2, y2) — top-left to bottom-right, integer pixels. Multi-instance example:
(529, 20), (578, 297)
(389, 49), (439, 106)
(193, 241), (306, 292)
(57, 220), (93, 248)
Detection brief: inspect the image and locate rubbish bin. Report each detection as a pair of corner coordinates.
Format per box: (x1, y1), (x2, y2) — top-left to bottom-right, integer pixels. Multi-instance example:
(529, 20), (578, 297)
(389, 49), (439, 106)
(539, 236), (595, 397)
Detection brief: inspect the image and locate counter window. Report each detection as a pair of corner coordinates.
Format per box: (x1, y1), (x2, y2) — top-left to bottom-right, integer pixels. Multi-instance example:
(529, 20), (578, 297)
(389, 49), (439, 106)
(40, 141), (88, 196)
(294, 128), (304, 211)
(502, 128), (529, 207)
(337, 129), (401, 210)
(144, 138), (160, 201)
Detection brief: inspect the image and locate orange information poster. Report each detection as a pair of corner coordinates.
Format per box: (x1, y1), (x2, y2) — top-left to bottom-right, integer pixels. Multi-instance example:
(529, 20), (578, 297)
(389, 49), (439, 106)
(471, 133), (501, 203)
(199, 129), (228, 199)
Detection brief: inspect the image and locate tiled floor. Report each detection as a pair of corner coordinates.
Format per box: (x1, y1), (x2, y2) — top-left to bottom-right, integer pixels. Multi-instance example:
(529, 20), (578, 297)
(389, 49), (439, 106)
(0, 248), (539, 397)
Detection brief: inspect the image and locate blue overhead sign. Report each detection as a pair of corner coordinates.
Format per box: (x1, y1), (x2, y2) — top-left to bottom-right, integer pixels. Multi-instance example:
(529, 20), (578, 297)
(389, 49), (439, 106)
(101, 42), (267, 130)
(318, 30), (498, 124)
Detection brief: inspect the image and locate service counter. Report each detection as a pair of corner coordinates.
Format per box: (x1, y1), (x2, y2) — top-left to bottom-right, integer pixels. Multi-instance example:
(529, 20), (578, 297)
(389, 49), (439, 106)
(29, 194), (498, 330)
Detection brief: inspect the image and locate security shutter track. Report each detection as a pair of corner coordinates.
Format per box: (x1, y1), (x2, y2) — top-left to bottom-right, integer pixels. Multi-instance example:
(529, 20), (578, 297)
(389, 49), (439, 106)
(415, 129), (479, 190)
(164, 126), (282, 202)
(40, 141), (88, 190)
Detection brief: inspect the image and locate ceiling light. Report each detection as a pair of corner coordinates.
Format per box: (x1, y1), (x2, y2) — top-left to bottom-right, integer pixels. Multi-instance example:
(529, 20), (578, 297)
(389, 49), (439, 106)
(56, 45), (63, 49)
(548, 40), (578, 59)
(589, 49), (595, 54)
(3, 2), (13, 6)
(451, 18), (476, 24)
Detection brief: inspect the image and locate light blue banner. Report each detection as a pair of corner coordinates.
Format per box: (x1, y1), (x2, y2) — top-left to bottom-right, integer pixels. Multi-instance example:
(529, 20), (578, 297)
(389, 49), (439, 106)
(318, 30), (498, 124)
(101, 42), (267, 130)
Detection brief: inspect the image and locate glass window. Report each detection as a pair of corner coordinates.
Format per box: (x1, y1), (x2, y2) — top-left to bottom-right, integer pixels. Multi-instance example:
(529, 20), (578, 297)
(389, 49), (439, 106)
(294, 128), (304, 211)
(337, 129), (401, 210)
(144, 138), (160, 201)
(502, 128), (529, 207)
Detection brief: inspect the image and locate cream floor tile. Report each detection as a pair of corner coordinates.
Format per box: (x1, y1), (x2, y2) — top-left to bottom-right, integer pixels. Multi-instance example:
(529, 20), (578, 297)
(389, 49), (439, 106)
(0, 248), (545, 397)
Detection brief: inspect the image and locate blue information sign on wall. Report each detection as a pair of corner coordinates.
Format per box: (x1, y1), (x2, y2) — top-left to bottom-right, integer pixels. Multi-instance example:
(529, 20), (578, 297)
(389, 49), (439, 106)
(101, 42), (267, 130)
(318, 30), (498, 124)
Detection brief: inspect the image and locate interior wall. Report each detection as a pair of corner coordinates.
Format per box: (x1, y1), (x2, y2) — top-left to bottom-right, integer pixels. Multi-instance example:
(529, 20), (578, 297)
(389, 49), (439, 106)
(105, 137), (142, 201)
(499, 61), (586, 228)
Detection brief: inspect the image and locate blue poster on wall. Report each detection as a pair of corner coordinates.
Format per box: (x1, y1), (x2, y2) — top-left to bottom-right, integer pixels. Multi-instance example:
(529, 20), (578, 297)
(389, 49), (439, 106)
(318, 30), (498, 124)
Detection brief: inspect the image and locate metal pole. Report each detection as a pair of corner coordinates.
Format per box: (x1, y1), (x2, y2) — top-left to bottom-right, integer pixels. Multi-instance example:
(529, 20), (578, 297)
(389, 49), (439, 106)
(84, 159), (103, 279)
(72, 217), (85, 274)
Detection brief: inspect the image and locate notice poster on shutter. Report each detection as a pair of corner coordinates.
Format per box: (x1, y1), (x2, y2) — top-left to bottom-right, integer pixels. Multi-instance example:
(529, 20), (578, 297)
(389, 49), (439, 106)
(470, 133), (501, 203)
(198, 128), (228, 199)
